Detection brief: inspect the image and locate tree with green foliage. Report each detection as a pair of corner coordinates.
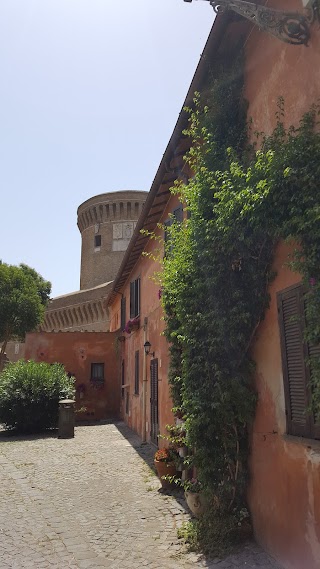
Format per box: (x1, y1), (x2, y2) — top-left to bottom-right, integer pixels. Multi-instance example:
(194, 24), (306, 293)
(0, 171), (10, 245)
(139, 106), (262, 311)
(0, 262), (51, 370)
(0, 360), (74, 433)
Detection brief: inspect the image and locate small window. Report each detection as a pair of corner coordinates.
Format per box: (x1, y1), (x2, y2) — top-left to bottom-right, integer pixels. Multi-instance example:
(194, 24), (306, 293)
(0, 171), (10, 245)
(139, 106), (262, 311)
(91, 363), (104, 382)
(94, 235), (101, 248)
(130, 278), (140, 319)
(173, 204), (183, 223)
(125, 391), (129, 415)
(134, 350), (139, 395)
(164, 205), (183, 256)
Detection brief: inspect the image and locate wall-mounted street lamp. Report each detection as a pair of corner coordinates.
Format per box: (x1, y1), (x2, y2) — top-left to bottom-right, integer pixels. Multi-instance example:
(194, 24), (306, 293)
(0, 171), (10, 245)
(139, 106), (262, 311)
(184, 0), (319, 46)
(144, 341), (155, 358)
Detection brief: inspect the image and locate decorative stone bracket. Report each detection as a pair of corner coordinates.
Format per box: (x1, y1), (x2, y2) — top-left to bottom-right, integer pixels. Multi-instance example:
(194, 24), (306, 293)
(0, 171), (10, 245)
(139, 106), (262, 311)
(184, 0), (319, 46)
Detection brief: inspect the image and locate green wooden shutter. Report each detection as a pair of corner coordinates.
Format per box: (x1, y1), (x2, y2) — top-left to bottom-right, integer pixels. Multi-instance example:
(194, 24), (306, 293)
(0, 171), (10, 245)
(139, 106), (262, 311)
(135, 278), (140, 317)
(130, 279), (140, 318)
(130, 281), (135, 318)
(121, 297), (126, 331)
(277, 285), (311, 437)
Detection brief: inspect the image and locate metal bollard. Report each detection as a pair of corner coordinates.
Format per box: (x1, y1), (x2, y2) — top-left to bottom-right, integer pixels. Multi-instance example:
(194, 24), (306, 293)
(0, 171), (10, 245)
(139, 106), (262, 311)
(58, 399), (75, 438)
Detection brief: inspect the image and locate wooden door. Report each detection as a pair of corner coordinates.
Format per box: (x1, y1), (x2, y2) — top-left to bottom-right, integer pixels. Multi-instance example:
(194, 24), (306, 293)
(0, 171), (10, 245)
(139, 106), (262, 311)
(150, 358), (159, 445)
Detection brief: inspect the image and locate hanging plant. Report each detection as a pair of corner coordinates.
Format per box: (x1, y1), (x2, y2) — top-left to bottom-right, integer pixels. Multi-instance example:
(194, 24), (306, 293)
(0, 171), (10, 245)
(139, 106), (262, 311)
(124, 316), (140, 334)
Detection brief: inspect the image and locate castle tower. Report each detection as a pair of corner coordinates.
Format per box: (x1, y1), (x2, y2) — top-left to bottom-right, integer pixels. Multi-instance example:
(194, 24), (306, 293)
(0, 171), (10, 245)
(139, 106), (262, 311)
(77, 190), (147, 290)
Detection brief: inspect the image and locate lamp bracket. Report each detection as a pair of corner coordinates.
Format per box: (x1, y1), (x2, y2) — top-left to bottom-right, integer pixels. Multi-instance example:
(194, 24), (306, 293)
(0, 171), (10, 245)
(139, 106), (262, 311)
(185, 0), (320, 46)
(144, 340), (155, 358)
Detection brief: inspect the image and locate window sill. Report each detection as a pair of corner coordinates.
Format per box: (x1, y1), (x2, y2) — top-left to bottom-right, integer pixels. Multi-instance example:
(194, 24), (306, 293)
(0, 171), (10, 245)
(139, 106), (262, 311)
(282, 434), (320, 452)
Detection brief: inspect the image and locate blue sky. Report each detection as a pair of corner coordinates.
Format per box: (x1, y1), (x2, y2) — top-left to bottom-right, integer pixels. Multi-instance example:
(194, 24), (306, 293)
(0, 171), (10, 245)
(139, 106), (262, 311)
(0, 0), (213, 297)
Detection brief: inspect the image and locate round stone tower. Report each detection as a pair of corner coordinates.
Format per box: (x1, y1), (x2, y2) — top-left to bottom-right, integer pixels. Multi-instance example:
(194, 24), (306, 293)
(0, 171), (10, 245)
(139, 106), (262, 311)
(77, 190), (147, 290)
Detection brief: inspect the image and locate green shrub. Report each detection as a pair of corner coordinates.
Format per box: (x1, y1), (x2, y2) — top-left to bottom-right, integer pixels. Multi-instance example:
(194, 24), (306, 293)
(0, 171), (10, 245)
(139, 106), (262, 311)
(177, 508), (251, 557)
(0, 360), (75, 433)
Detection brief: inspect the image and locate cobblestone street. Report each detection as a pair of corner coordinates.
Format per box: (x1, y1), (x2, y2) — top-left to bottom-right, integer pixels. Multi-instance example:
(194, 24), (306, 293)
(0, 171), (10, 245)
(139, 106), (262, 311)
(0, 423), (281, 569)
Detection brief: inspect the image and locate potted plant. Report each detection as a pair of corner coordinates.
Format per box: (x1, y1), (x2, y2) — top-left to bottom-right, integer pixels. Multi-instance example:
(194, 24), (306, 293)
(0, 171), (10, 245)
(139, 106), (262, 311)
(158, 423), (190, 475)
(164, 423), (187, 457)
(184, 478), (207, 518)
(154, 448), (178, 489)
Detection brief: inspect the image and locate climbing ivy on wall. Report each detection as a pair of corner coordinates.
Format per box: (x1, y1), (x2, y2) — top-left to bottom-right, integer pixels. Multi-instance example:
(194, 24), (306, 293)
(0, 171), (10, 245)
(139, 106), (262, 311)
(159, 49), (320, 529)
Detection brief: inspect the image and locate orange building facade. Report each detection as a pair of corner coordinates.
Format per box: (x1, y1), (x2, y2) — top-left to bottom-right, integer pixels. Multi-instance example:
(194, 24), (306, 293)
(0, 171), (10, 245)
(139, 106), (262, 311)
(249, 242), (320, 569)
(25, 332), (120, 422)
(107, 3), (320, 568)
(109, 194), (183, 442)
(242, 3), (320, 567)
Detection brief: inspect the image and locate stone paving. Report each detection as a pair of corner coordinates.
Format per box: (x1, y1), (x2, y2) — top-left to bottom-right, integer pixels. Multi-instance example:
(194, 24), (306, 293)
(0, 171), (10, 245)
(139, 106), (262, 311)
(0, 422), (282, 569)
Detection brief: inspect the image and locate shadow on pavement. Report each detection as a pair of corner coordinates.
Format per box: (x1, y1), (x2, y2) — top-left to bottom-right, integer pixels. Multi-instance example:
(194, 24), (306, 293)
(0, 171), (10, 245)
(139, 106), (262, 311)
(112, 422), (283, 569)
(113, 421), (190, 505)
(114, 421), (157, 467)
(0, 427), (58, 442)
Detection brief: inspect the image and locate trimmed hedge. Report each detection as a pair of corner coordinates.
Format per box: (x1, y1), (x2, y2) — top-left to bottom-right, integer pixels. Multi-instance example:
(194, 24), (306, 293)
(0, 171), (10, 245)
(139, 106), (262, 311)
(0, 360), (75, 433)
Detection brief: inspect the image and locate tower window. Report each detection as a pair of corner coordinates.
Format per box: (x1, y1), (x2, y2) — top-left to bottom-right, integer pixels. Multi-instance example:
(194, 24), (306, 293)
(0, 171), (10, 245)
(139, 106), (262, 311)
(94, 235), (101, 248)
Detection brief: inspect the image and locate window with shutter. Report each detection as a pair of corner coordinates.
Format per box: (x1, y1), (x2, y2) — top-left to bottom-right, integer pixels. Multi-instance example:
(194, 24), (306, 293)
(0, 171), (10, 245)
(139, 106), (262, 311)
(277, 283), (320, 440)
(164, 205), (183, 257)
(173, 204), (183, 223)
(135, 278), (140, 317)
(121, 297), (126, 331)
(129, 278), (140, 318)
(150, 358), (159, 445)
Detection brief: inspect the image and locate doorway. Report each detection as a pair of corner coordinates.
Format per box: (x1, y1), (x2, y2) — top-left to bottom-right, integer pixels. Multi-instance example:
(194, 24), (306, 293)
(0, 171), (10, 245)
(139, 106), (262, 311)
(150, 358), (159, 445)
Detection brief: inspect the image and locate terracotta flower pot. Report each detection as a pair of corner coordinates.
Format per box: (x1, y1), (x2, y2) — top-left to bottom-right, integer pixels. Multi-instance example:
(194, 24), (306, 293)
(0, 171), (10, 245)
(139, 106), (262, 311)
(154, 460), (177, 489)
(184, 491), (207, 517)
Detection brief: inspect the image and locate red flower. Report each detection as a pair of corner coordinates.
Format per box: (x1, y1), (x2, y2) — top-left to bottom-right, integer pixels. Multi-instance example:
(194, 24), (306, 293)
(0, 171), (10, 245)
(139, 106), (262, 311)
(124, 317), (140, 334)
(154, 448), (177, 463)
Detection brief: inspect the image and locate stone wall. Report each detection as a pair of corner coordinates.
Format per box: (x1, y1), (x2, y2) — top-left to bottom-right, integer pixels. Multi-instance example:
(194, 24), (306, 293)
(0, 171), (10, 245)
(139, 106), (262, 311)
(40, 282), (112, 333)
